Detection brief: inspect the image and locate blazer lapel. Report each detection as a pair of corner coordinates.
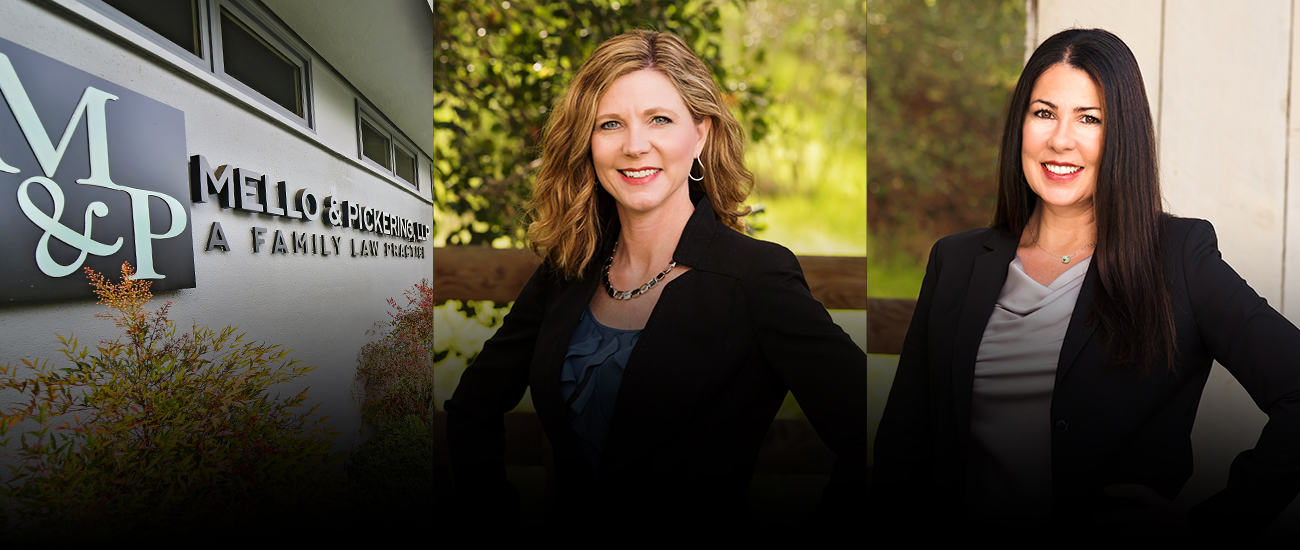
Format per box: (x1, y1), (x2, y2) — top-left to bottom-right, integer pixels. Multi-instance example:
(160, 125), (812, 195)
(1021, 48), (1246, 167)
(1055, 255), (1099, 384)
(951, 229), (1017, 456)
(532, 275), (601, 420)
(530, 239), (611, 459)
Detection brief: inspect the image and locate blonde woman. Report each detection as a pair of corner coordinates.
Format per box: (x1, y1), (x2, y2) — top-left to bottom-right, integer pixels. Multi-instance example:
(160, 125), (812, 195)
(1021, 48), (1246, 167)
(445, 30), (865, 529)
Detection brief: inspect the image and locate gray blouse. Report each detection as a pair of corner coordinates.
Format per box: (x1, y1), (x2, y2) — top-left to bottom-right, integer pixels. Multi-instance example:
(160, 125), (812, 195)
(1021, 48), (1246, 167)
(965, 254), (1091, 520)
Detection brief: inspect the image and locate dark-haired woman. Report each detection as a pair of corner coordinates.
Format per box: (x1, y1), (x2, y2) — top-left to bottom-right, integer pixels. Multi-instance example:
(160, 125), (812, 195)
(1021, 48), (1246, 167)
(870, 28), (1300, 539)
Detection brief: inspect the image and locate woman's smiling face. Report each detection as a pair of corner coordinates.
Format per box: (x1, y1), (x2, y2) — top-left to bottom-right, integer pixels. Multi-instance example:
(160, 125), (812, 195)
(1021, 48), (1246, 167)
(1021, 63), (1105, 213)
(590, 69), (710, 218)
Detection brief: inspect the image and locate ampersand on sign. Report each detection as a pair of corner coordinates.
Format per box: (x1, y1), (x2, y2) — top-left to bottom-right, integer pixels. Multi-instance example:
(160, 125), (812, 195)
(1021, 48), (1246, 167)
(16, 176), (123, 277)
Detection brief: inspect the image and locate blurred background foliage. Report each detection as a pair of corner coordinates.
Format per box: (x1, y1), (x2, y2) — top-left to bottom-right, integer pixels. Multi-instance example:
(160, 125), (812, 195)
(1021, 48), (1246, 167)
(867, 0), (1025, 297)
(433, 0), (868, 413)
(432, 0), (772, 248)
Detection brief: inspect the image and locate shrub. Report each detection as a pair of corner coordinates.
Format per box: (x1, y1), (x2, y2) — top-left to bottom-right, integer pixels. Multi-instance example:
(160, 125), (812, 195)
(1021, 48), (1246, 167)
(345, 414), (436, 519)
(0, 263), (344, 538)
(354, 280), (434, 426)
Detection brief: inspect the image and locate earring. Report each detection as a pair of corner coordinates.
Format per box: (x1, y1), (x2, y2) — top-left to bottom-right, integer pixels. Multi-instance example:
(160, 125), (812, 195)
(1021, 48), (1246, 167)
(688, 157), (705, 182)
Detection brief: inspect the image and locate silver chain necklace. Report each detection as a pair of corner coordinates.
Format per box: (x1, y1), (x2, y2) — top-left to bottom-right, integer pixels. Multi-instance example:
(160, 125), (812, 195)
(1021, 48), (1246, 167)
(602, 240), (676, 300)
(1031, 224), (1095, 264)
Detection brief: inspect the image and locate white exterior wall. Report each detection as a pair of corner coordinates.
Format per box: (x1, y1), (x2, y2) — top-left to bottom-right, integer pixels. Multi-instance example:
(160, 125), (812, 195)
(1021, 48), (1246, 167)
(0, 0), (433, 451)
(1034, 0), (1300, 531)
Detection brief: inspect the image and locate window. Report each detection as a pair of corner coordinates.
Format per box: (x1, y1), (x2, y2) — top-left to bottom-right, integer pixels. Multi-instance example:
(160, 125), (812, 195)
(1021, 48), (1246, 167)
(394, 147), (416, 184)
(361, 118), (391, 170)
(102, 0), (201, 57)
(211, 2), (310, 122)
(358, 103), (419, 188)
(85, 0), (311, 126)
(92, 0), (204, 60)
(217, 7), (302, 117)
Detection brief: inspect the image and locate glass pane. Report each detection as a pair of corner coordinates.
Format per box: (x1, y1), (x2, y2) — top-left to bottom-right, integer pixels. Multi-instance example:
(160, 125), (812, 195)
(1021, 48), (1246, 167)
(361, 119), (391, 170)
(104, 0), (200, 56)
(394, 146), (415, 183)
(220, 8), (302, 116)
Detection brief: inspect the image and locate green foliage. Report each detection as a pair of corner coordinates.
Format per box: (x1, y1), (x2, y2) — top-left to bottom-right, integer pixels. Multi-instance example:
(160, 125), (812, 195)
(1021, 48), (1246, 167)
(0, 263), (344, 538)
(345, 415), (436, 517)
(867, 0), (1025, 267)
(354, 280), (435, 426)
(866, 239), (926, 298)
(433, 0), (771, 247)
(724, 2), (867, 256)
(432, 300), (510, 412)
(727, 2), (866, 198)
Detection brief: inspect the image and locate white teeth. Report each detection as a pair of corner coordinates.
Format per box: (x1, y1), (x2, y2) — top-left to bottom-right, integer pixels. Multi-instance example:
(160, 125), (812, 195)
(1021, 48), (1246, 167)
(621, 169), (660, 178)
(1045, 164), (1081, 175)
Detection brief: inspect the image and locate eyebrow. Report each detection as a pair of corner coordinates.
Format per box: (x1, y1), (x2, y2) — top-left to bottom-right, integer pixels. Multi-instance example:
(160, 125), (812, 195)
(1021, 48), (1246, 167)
(1032, 99), (1101, 112)
(595, 106), (680, 120)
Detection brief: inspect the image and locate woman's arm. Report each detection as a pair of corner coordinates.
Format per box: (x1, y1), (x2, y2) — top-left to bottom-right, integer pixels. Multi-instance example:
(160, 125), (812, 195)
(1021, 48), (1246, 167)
(444, 262), (551, 523)
(1181, 220), (1300, 538)
(744, 243), (867, 520)
(868, 240), (941, 517)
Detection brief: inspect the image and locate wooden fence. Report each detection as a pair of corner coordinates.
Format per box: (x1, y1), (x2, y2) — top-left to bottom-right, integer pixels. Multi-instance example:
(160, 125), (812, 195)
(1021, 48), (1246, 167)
(429, 246), (918, 353)
(865, 297), (917, 354)
(432, 246), (869, 309)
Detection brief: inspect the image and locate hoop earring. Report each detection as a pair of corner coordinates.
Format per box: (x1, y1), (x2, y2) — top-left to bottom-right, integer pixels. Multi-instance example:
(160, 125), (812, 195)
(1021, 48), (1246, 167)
(688, 157), (705, 182)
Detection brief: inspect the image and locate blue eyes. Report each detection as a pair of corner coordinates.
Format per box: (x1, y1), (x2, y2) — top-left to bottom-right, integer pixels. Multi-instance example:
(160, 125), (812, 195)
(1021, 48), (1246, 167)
(598, 116), (672, 130)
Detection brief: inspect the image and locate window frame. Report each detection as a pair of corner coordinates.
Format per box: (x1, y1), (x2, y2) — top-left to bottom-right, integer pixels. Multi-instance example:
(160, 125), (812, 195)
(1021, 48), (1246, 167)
(356, 101), (419, 189)
(209, 0), (313, 128)
(78, 0), (314, 130)
(81, 0), (212, 71)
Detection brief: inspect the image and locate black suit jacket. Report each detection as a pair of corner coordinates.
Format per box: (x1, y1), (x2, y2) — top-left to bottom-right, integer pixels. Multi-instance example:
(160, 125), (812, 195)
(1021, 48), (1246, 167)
(445, 196), (866, 528)
(871, 217), (1300, 537)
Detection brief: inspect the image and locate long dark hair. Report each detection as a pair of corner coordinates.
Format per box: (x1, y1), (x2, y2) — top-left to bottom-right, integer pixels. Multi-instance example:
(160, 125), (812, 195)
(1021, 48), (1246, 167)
(992, 28), (1174, 372)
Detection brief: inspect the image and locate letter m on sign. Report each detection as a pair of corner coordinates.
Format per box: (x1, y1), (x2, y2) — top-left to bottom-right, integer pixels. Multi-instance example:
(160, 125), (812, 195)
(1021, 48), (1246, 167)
(0, 36), (195, 304)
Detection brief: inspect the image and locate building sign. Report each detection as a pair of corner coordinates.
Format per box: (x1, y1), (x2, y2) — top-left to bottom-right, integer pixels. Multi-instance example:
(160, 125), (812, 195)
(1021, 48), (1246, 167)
(190, 154), (429, 260)
(0, 37), (193, 303)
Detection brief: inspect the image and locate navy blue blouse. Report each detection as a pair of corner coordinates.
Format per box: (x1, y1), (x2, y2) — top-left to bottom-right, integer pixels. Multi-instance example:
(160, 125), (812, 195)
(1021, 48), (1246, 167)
(558, 307), (641, 471)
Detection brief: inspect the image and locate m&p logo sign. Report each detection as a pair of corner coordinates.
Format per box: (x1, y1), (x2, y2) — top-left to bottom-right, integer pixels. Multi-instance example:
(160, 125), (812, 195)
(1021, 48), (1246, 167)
(0, 37), (194, 303)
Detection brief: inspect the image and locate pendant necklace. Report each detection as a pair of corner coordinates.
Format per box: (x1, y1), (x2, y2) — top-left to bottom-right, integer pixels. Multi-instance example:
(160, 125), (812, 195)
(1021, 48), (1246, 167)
(1031, 224), (1095, 264)
(603, 240), (676, 300)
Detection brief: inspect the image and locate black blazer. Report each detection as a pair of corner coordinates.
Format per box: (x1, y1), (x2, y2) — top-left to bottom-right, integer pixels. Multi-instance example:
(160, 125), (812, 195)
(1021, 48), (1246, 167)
(871, 217), (1300, 537)
(445, 196), (866, 527)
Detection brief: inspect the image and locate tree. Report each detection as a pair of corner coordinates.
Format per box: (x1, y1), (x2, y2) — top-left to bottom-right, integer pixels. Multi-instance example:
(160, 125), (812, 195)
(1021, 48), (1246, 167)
(867, 0), (1025, 264)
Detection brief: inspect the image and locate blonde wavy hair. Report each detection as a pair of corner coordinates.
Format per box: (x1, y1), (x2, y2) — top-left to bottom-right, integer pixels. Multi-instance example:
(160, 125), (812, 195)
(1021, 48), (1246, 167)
(527, 30), (754, 280)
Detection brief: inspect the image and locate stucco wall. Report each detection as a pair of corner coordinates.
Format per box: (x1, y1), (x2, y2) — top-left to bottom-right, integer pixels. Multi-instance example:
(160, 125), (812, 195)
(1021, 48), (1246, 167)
(0, 0), (433, 452)
(1035, 0), (1300, 532)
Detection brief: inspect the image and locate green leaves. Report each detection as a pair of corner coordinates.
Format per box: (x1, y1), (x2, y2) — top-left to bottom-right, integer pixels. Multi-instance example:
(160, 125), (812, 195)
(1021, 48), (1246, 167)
(868, 0), (1026, 262)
